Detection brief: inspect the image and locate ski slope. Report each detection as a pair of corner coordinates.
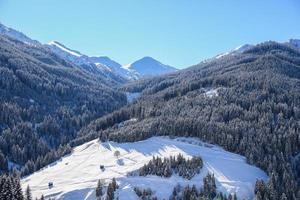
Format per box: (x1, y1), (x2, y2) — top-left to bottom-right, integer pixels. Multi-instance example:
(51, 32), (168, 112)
(21, 137), (268, 200)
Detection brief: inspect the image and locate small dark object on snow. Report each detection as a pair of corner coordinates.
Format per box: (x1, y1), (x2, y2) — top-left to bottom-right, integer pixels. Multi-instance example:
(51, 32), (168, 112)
(48, 182), (53, 189)
(100, 165), (105, 171)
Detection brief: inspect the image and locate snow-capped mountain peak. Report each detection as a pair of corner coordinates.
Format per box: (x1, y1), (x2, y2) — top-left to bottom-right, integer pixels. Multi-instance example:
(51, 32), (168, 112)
(133, 56), (166, 67)
(125, 56), (177, 77)
(0, 22), (175, 80)
(46, 40), (139, 79)
(46, 40), (120, 76)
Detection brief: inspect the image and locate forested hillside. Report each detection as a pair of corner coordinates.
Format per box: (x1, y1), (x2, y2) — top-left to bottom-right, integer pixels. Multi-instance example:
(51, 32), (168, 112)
(0, 35), (127, 175)
(79, 42), (300, 199)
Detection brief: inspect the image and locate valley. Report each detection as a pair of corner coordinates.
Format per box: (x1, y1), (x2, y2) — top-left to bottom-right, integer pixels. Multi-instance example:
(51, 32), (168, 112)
(0, 11), (299, 200)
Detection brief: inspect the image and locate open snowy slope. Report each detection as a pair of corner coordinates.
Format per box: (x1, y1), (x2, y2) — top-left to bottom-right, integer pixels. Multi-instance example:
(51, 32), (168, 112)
(22, 137), (268, 200)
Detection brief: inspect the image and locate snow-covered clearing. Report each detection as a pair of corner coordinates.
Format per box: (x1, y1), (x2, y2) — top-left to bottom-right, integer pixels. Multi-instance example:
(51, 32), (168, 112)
(22, 137), (267, 200)
(204, 88), (219, 98)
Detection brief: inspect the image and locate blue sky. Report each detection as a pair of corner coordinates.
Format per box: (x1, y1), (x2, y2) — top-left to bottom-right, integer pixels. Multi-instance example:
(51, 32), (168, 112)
(0, 0), (299, 68)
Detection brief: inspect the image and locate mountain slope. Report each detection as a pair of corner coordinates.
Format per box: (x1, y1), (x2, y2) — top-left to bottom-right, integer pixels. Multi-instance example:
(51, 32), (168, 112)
(214, 44), (254, 59)
(0, 23), (40, 46)
(208, 39), (300, 62)
(0, 23), (131, 81)
(79, 42), (300, 199)
(89, 56), (136, 80)
(46, 41), (127, 83)
(124, 56), (177, 77)
(0, 34), (127, 175)
(47, 42), (177, 80)
(0, 23), (177, 80)
(22, 137), (267, 200)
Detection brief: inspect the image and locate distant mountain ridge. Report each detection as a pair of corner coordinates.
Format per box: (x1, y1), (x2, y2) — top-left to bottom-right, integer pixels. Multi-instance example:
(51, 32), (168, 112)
(0, 23), (40, 46)
(204, 39), (300, 63)
(0, 22), (177, 80)
(47, 40), (178, 79)
(46, 40), (126, 81)
(1, 22), (299, 81)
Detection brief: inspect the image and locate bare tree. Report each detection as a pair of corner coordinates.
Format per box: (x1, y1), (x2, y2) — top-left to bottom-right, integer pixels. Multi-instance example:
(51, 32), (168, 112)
(114, 150), (120, 159)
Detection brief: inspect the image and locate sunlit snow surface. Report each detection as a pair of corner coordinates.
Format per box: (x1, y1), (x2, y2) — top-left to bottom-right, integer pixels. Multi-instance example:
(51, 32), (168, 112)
(204, 88), (219, 98)
(22, 137), (268, 200)
(48, 41), (82, 57)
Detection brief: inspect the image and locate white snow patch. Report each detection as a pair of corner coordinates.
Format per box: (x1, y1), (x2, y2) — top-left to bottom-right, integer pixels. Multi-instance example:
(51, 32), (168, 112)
(204, 88), (219, 98)
(215, 44), (253, 59)
(22, 137), (267, 200)
(48, 41), (82, 57)
(94, 63), (112, 72)
(202, 44), (254, 63)
(29, 99), (35, 103)
(122, 63), (132, 70)
(215, 52), (230, 59)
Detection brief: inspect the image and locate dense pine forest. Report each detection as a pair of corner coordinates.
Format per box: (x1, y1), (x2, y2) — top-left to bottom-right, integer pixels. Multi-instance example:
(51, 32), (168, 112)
(78, 42), (300, 199)
(0, 35), (127, 176)
(135, 155), (203, 180)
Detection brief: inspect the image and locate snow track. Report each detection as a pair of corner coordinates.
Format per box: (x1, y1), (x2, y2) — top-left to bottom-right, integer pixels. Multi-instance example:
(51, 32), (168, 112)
(22, 137), (268, 200)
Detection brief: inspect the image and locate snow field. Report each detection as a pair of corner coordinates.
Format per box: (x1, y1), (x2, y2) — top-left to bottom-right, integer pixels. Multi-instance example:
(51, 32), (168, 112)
(22, 137), (268, 200)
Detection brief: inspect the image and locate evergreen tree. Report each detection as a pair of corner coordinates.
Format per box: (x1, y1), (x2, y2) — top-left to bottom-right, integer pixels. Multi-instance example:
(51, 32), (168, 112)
(0, 151), (8, 171)
(0, 175), (25, 200)
(0, 175), (13, 200)
(111, 178), (118, 190)
(96, 179), (104, 199)
(25, 185), (32, 200)
(13, 176), (24, 200)
(203, 173), (216, 199)
(106, 178), (118, 200)
(106, 183), (114, 200)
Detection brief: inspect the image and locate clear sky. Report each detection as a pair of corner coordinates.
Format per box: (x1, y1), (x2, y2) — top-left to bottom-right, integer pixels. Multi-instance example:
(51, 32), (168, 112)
(0, 0), (299, 68)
